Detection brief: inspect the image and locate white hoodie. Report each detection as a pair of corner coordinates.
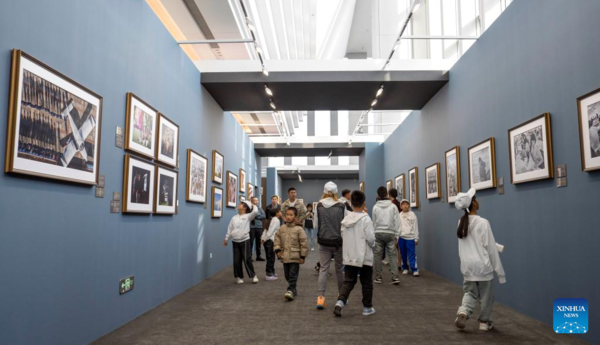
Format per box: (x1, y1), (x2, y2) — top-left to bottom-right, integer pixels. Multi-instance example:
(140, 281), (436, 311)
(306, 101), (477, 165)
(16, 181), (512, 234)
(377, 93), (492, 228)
(458, 215), (506, 283)
(225, 205), (258, 243)
(399, 210), (419, 240)
(341, 212), (376, 267)
(261, 217), (281, 242)
(372, 200), (401, 237)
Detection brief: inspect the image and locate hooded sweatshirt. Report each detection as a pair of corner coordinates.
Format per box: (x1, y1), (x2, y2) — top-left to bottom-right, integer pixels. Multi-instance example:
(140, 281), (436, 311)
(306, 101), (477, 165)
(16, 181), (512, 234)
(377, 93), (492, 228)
(225, 205), (259, 242)
(399, 210), (419, 240)
(458, 215), (506, 283)
(341, 212), (376, 267)
(314, 198), (349, 247)
(261, 217), (281, 242)
(372, 199), (401, 237)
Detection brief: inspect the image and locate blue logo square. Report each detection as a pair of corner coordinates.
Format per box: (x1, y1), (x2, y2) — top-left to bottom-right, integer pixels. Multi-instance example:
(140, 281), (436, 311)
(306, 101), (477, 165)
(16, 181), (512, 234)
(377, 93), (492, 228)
(554, 298), (588, 334)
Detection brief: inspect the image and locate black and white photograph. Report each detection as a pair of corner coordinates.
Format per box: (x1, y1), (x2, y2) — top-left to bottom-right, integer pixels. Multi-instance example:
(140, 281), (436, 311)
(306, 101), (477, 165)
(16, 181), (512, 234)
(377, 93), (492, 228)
(122, 154), (155, 213)
(186, 149), (207, 203)
(395, 174), (405, 200)
(425, 163), (441, 199)
(212, 186), (223, 218)
(409, 167), (419, 208)
(468, 138), (497, 190)
(125, 93), (157, 160)
(156, 114), (179, 167)
(212, 150), (224, 184)
(577, 87), (600, 171)
(508, 113), (553, 184)
(445, 146), (461, 203)
(5, 50), (103, 185)
(154, 165), (178, 214)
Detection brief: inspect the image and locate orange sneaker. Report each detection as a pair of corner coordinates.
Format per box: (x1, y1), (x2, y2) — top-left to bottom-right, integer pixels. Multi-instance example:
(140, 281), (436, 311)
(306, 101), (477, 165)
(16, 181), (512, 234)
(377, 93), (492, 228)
(317, 295), (326, 310)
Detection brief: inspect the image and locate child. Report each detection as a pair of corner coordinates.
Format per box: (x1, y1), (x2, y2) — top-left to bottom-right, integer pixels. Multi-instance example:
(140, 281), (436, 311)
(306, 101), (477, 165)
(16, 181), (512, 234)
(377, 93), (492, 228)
(372, 187), (401, 285)
(274, 207), (308, 301)
(454, 188), (506, 331)
(334, 190), (376, 317)
(223, 201), (259, 284)
(305, 203), (316, 251)
(261, 209), (282, 281)
(398, 199), (420, 277)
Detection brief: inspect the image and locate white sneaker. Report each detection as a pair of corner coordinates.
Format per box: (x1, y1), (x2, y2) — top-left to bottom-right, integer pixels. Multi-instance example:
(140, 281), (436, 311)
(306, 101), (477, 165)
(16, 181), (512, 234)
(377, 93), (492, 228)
(382, 260), (389, 266)
(479, 322), (493, 331)
(236, 278), (244, 284)
(362, 307), (376, 316)
(252, 276), (259, 284)
(402, 270), (408, 275)
(413, 271), (420, 277)
(455, 312), (468, 329)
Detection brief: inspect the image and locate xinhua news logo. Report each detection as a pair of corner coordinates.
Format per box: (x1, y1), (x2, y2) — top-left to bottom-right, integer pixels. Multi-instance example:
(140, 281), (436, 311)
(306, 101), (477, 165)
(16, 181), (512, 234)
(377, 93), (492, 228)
(554, 298), (588, 334)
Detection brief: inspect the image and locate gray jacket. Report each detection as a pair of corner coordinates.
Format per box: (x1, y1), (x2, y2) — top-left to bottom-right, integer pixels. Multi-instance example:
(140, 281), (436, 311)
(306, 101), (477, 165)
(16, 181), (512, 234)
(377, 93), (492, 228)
(251, 206), (266, 229)
(372, 200), (401, 237)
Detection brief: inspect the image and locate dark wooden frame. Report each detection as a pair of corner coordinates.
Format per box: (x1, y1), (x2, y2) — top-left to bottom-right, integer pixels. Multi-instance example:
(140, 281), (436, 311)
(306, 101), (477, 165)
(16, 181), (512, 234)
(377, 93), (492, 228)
(155, 113), (179, 168)
(425, 162), (442, 199)
(154, 164), (178, 215)
(408, 167), (419, 208)
(122, 154), (155, 214)
(395, 173), (406, 200)
(212, 186), (223, 218)
(124, 92), (158, 160)
(445, 146), (461, 203)
(212, 150), (224, 184)
(226, 170), (238, 208)
(468, 137), (497, 190)
(5, 50), (103, 185)
(577, 87), (600, 172)
(185, 149), (207, 203)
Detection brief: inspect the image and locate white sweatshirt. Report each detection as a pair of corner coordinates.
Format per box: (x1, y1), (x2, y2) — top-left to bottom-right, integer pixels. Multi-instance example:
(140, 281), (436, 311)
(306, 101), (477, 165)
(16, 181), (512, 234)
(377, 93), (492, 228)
(341, 212), (376, 267)
(225, 205), (258, 243)
(399, 210), (419, 240)
(458, 215), (506, 283)
(261, 217), (281, 242)
(372, 200), (401, 236)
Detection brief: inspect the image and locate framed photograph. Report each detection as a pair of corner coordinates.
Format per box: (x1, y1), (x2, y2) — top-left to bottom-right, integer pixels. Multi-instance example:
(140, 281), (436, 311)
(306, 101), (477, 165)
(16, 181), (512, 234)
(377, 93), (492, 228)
(468, 138), (497, 190)
(239, 169), (246, 193)
(212, 150), (224, 184)
(212, 186), (223, 218)
(156, 114), (179, 168)
(154, 165), (178, 214)
(186, 149), (207, 203)
(125, 93), (158, 160)
(395, 174), (406, 200)
(408, 167), (419, 208)
(386, 180), (392, 191)
(577, 88), (600, 171)
(359, 181), (365, 192)
(122, 154), (155, 213)
(240, 195), (246, 203)
(508, 113), (554, 184)
(425, 163), (441, 199)
(445, 146), (461, 203)
(247, 183), (254, 199)
(4, 50), (103, 185)
(226, 171), (238, 208)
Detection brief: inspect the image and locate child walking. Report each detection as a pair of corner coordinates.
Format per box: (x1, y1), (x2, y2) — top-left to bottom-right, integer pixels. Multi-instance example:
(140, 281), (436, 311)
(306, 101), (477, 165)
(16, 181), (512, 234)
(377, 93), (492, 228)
(334, 190), (376, 317)
(398, 199), (420, 277)
(454, 188), (506, 331)
(274, 207), (308, 301)
(262, 208), (282, 281)
(305, 203), (316, 251)
(223, 201), (259, 284)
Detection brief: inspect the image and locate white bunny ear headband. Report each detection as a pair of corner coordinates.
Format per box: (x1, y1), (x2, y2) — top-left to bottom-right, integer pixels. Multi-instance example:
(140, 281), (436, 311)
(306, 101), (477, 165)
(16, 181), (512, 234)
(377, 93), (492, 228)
(455, 188), (476, 212)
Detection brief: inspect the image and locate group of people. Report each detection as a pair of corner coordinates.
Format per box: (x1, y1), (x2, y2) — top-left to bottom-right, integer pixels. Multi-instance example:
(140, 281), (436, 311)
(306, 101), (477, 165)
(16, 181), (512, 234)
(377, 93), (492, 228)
(222, 182), (506, 331)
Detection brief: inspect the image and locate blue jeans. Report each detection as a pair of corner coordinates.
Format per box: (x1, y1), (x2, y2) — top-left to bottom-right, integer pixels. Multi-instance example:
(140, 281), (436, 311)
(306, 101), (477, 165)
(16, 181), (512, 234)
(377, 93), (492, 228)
(398, 238), (418, 272)
(304, 227), (315, 249)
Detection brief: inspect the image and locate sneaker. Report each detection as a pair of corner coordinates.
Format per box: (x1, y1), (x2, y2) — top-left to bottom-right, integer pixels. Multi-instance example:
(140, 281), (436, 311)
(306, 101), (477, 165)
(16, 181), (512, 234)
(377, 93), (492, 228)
(479, 322), (493, 331)
(373, 278), (383, 284)
(313, 264), (320, 273)
(391, 277), (400, 285)
(334, 300), (345, 317)
(455, 312), (468, 329)
(252, 276), (259, 284)
(236, 278), (244, 284)
(316, 295), (326, 310)
(362, 307), (376, 316)
(413, 271), (420, 277)
(256, 257), (266, 262)
(265, 275), (278, 281)
(402, 270), (409, 275)
(284, 291), (294, 301)
(273, 273), (278, 278)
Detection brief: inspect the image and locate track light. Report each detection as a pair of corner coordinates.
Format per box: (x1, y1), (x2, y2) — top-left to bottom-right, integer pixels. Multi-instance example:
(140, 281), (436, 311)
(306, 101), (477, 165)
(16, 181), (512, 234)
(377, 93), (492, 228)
(371, 99), (378, 107)
(269, 100), (276, 109)
(412, 0), (422, 13)
(255, 44), (263, 56)
(264, 85), (273, 96)
(286, 141), (291, 146)
(376, 85), (384, 97)
(246, 18), (256, 32)
(327, 150), (333, 159)
(262, 67), (269, 76)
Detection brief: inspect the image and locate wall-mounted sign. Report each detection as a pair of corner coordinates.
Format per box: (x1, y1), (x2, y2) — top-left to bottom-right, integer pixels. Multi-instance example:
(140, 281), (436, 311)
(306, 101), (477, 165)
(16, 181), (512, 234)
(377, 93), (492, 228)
(119, 276), (134, 294)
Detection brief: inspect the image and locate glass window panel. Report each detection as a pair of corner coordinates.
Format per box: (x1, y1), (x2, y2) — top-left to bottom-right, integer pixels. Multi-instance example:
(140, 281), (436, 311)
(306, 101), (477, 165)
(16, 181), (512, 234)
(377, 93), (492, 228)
(314, 111), (331, 136)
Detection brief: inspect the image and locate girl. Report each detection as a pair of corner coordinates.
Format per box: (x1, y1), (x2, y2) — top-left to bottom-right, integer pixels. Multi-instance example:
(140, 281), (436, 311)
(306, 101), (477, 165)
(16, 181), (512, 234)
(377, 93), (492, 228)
(305, 203), (316, 251)
(454, 189), (506, 331)
(223, 201), (259, 284)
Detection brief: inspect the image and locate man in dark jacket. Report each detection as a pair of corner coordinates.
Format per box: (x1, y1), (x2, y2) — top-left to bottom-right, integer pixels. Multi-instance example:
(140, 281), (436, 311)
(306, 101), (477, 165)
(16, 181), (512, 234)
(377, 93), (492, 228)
(265, 195), (282, 225)
(250, 197), (266, 261)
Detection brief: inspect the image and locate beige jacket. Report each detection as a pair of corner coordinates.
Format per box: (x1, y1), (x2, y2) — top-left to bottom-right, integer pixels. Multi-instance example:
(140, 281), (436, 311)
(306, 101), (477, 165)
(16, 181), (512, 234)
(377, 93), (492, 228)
(281, 199), (307, 226)
(274, 223), (308, 264)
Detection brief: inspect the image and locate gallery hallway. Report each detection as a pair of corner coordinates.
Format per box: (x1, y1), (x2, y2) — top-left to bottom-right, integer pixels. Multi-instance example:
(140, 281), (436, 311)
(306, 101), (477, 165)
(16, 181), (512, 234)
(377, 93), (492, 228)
(95, 252), (586, 345)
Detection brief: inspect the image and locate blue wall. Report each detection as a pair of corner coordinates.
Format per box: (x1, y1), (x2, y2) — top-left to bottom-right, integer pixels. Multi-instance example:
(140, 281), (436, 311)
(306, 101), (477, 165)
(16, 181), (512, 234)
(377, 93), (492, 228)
(266, 167), (282, 201)
(359, 143), (385, 212)
(0, 1), (260, 344)
(383, 0), (599, 342)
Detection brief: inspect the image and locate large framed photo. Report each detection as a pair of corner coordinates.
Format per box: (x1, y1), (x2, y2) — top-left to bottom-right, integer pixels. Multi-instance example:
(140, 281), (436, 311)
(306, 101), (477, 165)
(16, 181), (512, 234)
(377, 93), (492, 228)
(226, 171), (238, 208)
(395, 174), (405, 200)
(508, 113), (554, 184)
(212, 186), (223, 218)
(445, 146), (461, 203)
(186, 149), (207, 203)
(122, 154), (155, 213)
(156, 114), (179, 168)
(468, 138), (497, 190)
(386, 180), (392, 192)
(408, 167), (419, 208)
(239, 169), (246, 193)
(5, 50), (103, 185)
(212, 150), (224, 184)
(577, 88), (600, 171)
(125, 93), (158, 160)
(425, 163), (441, 199)
(154, 165), (178, 214)
(247, 183), (254, 199)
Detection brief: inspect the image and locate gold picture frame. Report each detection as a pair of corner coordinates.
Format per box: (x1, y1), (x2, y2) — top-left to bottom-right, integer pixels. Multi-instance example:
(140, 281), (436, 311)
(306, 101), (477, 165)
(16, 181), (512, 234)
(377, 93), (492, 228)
(226, 170), (238, 208)
(186, 149), (207, 203)
(468, 137), (497, 190)
(576, 87), (600, 171)
(394, 174), (406, 200)
(212, 186), (223, 218)
(508, 113), (554, 184)
(425, 163), (441, 200)
(212, 150), (224, 184)
(155, 113), (179, 168)
(239, 168), (246, 193)
(154, 164), (178, 215)
(408, 167), (419, 208)
(125, 92), (158, 160)
(122, 154), (155, 214)
(445, 146), (461, 203)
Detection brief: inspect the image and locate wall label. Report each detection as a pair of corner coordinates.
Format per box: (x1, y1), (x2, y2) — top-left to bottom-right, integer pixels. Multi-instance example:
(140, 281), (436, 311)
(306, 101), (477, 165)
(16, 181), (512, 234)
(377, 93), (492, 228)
(119, 276), (134, 295)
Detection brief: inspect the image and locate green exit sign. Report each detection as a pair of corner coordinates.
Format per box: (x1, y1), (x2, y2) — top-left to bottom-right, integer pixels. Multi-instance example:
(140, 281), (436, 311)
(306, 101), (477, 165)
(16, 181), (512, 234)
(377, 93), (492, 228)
(119, 276), (134, 295)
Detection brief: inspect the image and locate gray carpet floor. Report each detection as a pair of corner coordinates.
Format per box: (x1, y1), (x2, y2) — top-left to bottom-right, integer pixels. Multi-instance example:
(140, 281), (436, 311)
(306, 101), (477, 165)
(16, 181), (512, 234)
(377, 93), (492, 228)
(95, 251), (586, 345)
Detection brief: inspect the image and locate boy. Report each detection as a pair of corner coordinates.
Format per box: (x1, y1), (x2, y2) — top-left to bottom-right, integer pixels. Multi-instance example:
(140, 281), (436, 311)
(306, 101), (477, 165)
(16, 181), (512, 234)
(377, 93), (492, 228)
(274, 207), (308, 301)
(372, 187), (401, 285)
(262, 209), (282, 280)
(399, 199), (420, 277)
(334, 191), (376, 317)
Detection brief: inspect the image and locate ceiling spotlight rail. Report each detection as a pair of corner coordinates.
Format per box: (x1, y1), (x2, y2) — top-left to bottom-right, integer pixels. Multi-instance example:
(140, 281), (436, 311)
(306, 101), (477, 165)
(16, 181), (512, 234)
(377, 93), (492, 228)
(238, 0), (269, 76)
(382, 0), (422, 70)
(348, 83), (385, 146)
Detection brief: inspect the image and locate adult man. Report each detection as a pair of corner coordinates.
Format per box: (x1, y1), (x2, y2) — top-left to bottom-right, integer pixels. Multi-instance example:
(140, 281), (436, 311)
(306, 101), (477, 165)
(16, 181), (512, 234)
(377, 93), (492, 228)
(281, 188), (307, 227)
(250, 196), (266, 261)
(265, 195), (282, 225)
(338, 189), (353, 211)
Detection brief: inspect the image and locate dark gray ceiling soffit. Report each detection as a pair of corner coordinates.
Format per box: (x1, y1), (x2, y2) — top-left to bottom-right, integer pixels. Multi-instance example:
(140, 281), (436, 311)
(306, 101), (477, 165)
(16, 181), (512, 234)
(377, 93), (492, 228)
(278, 171), (359, 180)
(254, 142), (365, 157)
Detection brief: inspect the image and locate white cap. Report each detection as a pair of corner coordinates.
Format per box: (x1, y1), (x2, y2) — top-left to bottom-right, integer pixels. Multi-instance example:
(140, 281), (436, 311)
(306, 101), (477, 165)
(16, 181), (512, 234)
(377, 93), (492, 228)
(243, 200), (253, 209)
(455, 188), (476, 212)
(400, 199), (409, 205)
(323, 181), (338, 194)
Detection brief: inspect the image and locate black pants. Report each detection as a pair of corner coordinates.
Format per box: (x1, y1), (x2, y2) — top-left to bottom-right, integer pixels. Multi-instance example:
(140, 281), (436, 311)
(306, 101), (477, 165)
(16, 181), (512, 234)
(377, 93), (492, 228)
(284, 263), (300, 293)
(264, 240), (276, 276)
(338, 265), (373, 308)
(232, 240), (255, 279)
(249, 228), (263, 258)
